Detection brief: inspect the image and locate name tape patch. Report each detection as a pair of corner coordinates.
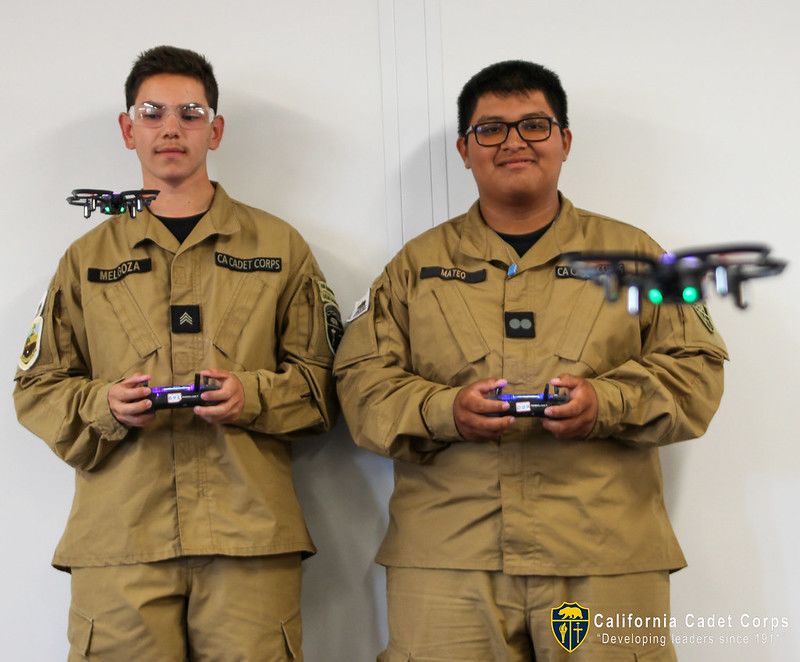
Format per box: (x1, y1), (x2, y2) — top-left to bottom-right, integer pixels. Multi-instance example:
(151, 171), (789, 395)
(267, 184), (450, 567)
(215, 252), (282, 273)
(88, 259), (152, 283)
(420, 266), (486, 283)
(554, 263), (625, 279)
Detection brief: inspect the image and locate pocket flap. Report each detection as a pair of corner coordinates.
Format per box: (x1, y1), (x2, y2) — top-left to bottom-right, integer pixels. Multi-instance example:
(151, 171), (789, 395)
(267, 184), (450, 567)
(280, 610), (302, 660)
(432, 287), (490, 364)
(103, 283), (161, 358)
(554, 281), (605, 362)
(67, 606), (93, 656)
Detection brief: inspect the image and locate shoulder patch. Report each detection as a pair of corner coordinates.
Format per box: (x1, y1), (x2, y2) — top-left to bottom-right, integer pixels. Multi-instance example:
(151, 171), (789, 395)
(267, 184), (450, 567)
(317, 280), (343, 354)
(347, 289), (371, 323)
(692, 302), (716, 333)
(18, 291), (47, 371)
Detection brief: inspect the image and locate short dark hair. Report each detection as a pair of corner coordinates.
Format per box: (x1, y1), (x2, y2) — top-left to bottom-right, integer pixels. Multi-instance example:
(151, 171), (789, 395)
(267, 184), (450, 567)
(457, 60), (568, 136)
(124, 45), (219, 112)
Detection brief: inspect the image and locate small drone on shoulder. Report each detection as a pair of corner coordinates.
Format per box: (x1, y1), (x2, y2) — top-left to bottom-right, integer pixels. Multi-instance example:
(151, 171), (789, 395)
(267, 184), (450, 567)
(561, 244), (787, 314)
(66, 188), (159, 219)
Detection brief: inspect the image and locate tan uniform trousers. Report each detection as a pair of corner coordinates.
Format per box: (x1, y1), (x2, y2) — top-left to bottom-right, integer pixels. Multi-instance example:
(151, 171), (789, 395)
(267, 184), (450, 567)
(68, 554), (302, 662)
(380, 567), (677, 662)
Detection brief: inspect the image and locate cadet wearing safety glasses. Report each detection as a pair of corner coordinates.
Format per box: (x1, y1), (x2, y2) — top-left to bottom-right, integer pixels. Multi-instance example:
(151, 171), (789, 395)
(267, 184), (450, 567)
(14, 45), (339, 661)
(335, 60), (727, 661)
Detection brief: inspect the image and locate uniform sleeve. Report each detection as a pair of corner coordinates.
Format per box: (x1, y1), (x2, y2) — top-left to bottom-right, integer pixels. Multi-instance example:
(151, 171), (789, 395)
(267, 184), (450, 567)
(231, 246), (338, 436)
(333, 270), (461, 464)
(588, 301), (728, 446)
(13, 263), (129, 471)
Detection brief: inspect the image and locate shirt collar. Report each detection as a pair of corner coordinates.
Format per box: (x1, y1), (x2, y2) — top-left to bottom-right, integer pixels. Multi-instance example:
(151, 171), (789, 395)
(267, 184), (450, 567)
(126, 182), (241, 252)
(457, 194), (590, 270)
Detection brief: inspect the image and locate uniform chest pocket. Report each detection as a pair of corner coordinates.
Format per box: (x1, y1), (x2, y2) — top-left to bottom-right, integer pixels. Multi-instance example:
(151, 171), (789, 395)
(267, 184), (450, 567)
(409, 285), (491, 385)
(84, 282), (161, 378)
(212, 275), (272, 370)
(553, 280), (640, 376)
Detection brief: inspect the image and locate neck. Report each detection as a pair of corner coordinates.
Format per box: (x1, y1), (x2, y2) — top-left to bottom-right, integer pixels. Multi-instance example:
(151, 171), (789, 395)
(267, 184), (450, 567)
(145, 174), (216, 218)
(480, 193), (560, 235)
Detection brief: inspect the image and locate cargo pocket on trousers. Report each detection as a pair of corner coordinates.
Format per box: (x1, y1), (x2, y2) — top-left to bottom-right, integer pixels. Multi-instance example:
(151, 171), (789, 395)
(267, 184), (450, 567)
(280, 611), (302, 660)
(67, 606), (93, 658)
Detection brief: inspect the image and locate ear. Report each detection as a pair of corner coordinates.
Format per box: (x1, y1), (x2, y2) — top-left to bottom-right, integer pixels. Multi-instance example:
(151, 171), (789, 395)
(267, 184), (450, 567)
(208, 114), (225, 151)
(560, 127), (573, 162)
(456, 135), (470, 169)
(119, 112), (135, 150)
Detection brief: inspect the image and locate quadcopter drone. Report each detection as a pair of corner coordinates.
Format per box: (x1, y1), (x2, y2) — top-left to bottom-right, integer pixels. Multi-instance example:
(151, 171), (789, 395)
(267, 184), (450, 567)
(66, 188), (159, 219)
(561, 243), (787, 315)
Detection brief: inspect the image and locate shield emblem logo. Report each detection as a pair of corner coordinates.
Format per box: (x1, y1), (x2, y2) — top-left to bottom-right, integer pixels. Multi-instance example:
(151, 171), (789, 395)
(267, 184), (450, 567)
(551, 601), (590, 652)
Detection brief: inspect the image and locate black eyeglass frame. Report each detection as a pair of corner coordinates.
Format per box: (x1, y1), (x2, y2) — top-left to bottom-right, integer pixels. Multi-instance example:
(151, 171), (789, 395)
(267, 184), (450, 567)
(464, 116), (561, 146)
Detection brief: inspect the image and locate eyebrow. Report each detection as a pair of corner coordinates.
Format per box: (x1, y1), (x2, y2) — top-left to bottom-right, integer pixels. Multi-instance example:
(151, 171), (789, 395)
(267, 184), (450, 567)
(474, 111), (551, 123)
(140, 100), (205, 108)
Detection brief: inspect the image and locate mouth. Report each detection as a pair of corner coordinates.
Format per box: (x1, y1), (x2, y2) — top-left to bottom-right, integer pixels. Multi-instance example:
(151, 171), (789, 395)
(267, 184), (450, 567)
(497, 157), (536, 168)
(155, 147), (186, 155)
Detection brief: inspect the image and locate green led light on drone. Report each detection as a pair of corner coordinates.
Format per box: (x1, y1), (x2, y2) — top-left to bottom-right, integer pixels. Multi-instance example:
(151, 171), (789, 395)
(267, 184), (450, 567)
(647, 288), (664, 305)
(682, 286), (700, 303)
(103, 206), (111, 213)
(120, 206), (125, 213)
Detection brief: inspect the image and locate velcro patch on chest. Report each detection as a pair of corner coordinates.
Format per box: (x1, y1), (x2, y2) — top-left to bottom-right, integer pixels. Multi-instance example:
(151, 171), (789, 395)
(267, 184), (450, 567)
(420, 266), (486, 283)
(215, 252), (282, 272)
(87, 259), (152, 283)
(171, 305), (202, 333)
(505, 312), (535, 338)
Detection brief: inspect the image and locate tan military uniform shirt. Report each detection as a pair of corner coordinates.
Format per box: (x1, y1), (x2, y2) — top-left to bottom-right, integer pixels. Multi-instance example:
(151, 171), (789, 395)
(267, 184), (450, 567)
(14, 184), (338, 570)
(334, 196), (727, 576)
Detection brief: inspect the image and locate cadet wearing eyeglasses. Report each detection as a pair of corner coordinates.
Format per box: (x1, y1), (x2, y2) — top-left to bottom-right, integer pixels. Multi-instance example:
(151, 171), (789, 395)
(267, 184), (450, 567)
(14, 45), (339, 661)
(334, 60), (727, 660)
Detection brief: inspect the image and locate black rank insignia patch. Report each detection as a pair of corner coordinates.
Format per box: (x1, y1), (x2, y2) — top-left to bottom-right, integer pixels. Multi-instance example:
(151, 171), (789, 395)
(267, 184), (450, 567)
(420, 266), (486, 283)
(171, 305), (201, 333)
(88, 258), (152, 283)
(505, 312), (535, 338)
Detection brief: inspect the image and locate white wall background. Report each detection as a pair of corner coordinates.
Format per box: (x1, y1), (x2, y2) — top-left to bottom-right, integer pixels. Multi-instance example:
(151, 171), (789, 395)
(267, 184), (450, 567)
(1, 1), (798, 660)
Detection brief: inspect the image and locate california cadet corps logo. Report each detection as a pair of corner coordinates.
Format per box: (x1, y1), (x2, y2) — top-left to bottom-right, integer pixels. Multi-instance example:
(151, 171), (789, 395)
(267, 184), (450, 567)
(551, 602), (590, 652)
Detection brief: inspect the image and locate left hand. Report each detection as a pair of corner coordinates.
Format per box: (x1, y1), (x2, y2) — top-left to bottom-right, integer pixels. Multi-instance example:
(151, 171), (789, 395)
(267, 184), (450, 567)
(193, 369), (245, 425)
(541, 373), (598, 440)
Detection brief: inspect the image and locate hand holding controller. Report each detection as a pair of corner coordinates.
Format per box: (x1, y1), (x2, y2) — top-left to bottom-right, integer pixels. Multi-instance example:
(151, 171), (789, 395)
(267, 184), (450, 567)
(492, 383), (570, 417)
(147, 374), (220, 410)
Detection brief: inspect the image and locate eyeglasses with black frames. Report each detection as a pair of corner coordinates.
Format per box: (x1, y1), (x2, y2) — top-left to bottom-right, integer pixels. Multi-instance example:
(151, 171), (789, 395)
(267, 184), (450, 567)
(464, 116), (560, 146)
(127, 102), (216, 130)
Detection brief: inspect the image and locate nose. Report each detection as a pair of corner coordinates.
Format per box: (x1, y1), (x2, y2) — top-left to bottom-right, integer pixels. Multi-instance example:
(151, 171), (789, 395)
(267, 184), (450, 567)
(503, 123), (527, 148)
(161, 109), (181, 136)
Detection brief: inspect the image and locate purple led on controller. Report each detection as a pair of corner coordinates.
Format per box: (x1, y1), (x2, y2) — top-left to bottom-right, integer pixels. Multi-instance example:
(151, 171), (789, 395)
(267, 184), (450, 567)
(150, 384), (197, 394)
(497, 392), (548, 402)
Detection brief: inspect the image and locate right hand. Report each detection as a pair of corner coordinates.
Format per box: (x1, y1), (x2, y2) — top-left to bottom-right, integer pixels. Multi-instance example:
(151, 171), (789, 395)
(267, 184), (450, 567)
(453, 378), (514, 442)
(108, 373), (155, 428)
